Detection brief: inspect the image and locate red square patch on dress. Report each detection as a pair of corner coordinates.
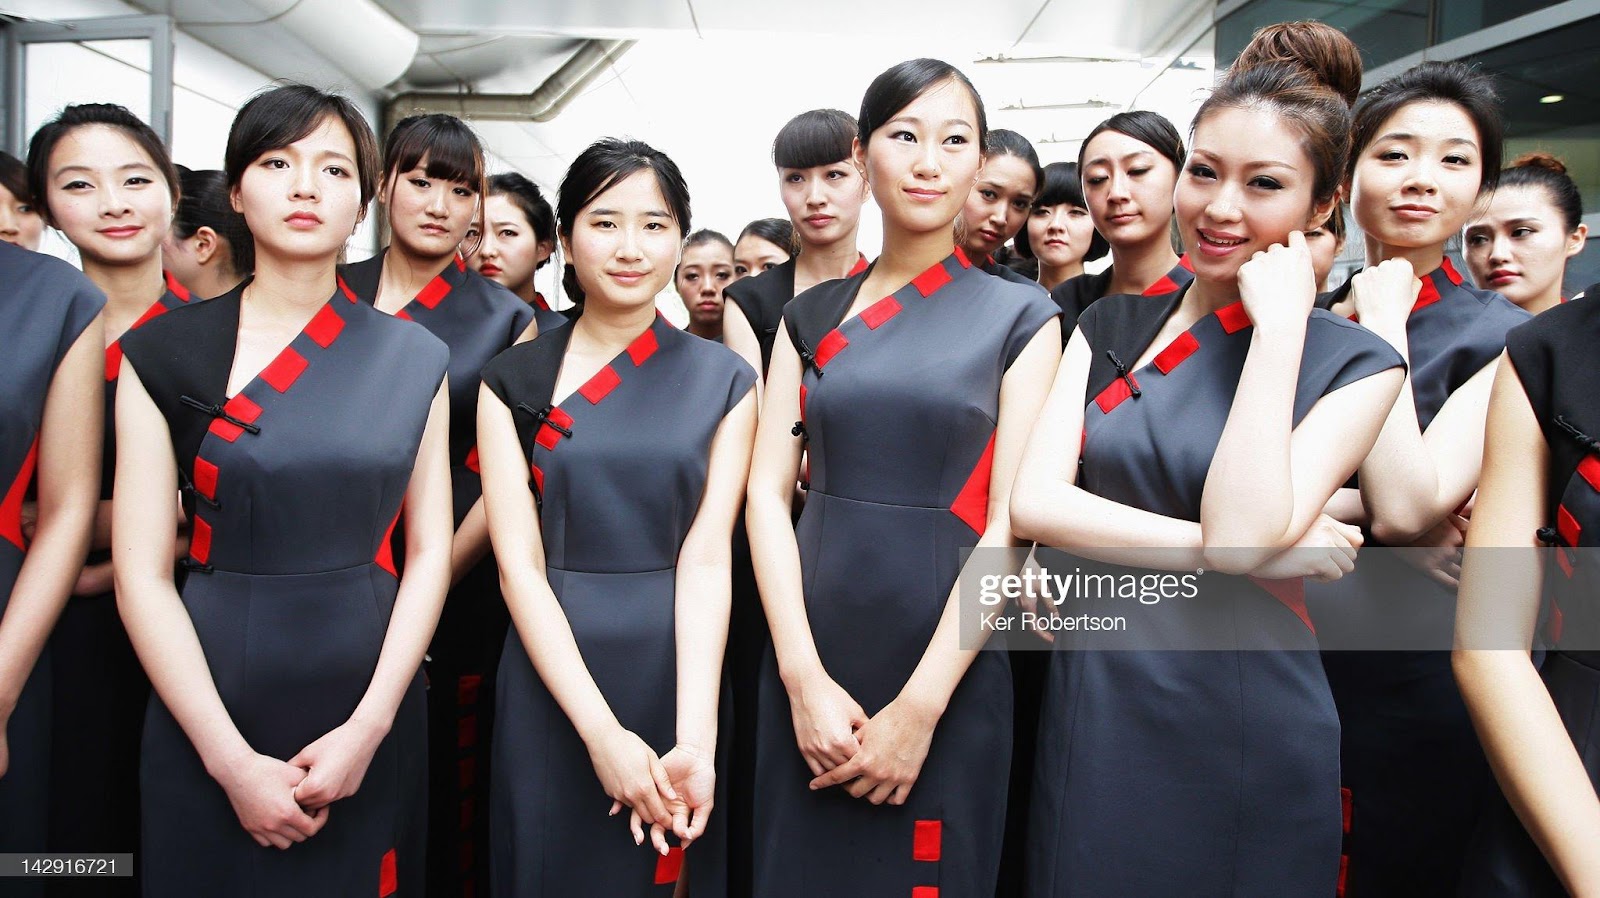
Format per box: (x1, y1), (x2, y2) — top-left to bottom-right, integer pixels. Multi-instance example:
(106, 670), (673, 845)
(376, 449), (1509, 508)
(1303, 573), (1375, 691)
(911, 263), (952, 297)
(192, 457), (219, 502)
(416, 276), (451, 309)
(260, 348), (309, 393)
(654, 846), (684, 884)
(305, 304), (346, 348)
(579, 366), (621, 404)
(626, 328), (659, 366)
(1215, 302), (1252, 334)
(379, 847), (398, 896)
(861, 297), (903, 330)
(1153, 332), (1199, 374)
(190, 516), (212, 564)
(814, 330), (848, 368)
(912, 819), (942, 861)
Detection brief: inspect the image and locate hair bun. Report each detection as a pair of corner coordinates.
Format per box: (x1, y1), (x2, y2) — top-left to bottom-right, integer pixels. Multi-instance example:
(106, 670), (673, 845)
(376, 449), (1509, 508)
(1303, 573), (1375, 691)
(1511, 151), (1567, 175)
(1230, 21), (1362, 107)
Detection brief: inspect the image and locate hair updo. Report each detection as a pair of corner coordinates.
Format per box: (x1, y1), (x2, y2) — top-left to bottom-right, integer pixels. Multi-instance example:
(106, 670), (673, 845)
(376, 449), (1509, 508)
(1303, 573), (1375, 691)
(1497, 152), (1583, 234)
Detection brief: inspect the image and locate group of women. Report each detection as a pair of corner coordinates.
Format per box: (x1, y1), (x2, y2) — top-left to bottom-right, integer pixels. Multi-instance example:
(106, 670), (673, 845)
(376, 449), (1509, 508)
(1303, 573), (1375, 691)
(0, 16), (1597, 898)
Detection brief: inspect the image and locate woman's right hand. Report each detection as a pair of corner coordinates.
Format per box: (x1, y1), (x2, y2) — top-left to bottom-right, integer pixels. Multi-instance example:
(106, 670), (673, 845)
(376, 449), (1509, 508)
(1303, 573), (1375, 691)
(786, 671), (867, 777)
(1252, 514), (1363, 581)
(585, 724), (676, 838)
(214, 752), (328, 849)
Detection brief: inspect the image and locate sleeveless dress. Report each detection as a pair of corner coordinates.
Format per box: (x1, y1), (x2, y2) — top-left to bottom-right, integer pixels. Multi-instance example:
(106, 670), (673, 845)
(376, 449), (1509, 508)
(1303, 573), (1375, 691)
(1304, 258), (1529, 896)
(1459, 292), (1600, 896)
(1026, 287), (1403, 897)
(47, 272), (191, 894)
(1048, 254), (1194, 344)
(120, 280), (447, 897)
(0, 241), (103, 897)
(753, 248), (1059, 897)
(483, 315), (755, 897)
(340, 251), (540, 898)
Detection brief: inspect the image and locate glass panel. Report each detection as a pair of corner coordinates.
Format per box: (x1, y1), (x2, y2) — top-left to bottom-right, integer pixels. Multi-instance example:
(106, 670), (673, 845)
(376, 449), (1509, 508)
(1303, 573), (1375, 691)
(1436, 0), (1566, 44)
(1217, 0), (1430, 70)
(23, 39), (152, 138)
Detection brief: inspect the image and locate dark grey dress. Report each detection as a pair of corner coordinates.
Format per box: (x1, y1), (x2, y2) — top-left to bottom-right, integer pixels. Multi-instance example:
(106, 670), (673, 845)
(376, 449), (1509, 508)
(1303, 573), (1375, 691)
(1049, 254), (1194, 345)
(0, 242), (103, 893)
(1026, 288), (1403, 897)
(120, 280), (447, 897)
(483, 315), (755, 897)
(753, 248), (1059, 897)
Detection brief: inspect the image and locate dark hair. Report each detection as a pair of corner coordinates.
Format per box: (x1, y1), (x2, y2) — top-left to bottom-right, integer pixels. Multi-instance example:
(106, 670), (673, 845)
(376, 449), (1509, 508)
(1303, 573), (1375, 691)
(27, 103), (179, 225)
(1496, 152), (1583, 235)
(1195, 59), (1357, 209)
(1230, 21), (1363, 107)
(1349, 61), (1503, 191)
(684, 228), (733, 252)
(1077, 111), (1185, 178)
(858, 58), (987, 148)
(557, 138), (691, 313)
(773, 109), (858, 169)
(739, 217), (795, 255)
(383, 113), (486, 196)
(173, 165), (254, 276)
(0, 152), (29, 205)
(225, 83), (380, 206)
(984, 129), (1045, 197)
(1015, 161), (1110, 261)
(486, 171), (556, 269)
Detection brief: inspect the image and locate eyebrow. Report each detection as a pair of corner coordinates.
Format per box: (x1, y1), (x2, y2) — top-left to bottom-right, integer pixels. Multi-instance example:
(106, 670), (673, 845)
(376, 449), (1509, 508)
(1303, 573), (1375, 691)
(53, 162), (156, 176)
(1190, 149), (1298, 171)
(1374, 131), (1479, 149)
(890, 116), (974, 129)
(1085, 150), (1155, 168)
(586, 208), (674, 218)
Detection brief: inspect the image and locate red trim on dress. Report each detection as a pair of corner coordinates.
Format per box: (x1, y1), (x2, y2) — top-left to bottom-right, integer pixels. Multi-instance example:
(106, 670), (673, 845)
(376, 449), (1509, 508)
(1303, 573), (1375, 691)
(1152, 332), (1200, 375)
(654, 846), (684, 884)
(1248, 575), (1314, 632)
(0, 439), (39, 551)
(626, 328), (659, 366)
(536, 407), (575, 451)
(1577, 456), (1600, 493)
(260, 348), (309, 393)
(913, 888), (940, 898)
(1094, 376), (1139, 414)
(378, 848), (398, 897)
(1214, 302), (1252, 334)
(911, 263), (953, 298)
(209, 395), (263, 443)
(950, 434), (997, 536)
(1558, 505), (1581, 548)
(189, 516), (213, 565)
(578, 366), (621, 405)
(1141, 254), (1195, 297)
(913, 819), (943, 861)
(192, 457), (219, 502)
(305, 304), (347, 348)
(861, 297), (903, 330)
(814, 330), (849, 369)
(163, 270), (192, 302)
(465, 446), (481, 474)
(531, 464), (545, 494)
(375, 507), (402, 576)
(848, 254), (870, 277)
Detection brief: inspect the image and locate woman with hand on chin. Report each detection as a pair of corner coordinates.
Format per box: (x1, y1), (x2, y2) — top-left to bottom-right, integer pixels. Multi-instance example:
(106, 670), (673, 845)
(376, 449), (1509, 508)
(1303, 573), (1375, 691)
(749, 58), (1060, 896)
(114, 83), (451, 896)
(1013, 23), (1406, 894)
(26, 102), (185, 888)
(470, 172), (568, 333)
(722, 109), (870, 379)
(479, 138), (756, 897)
(337, 112), (539, 898)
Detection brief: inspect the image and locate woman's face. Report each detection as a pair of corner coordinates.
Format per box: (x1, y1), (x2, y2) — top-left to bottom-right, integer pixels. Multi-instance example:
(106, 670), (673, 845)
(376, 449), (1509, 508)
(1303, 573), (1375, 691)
(1464, 183), (1585, 309)
(857, 78), (984, 238)
(0, 182), (44, 250)
(383, 155), (478, 261)
(233, 114), (365, 264)
(1027, 199), (1096, 270)
(675, 240), (735, 328)
(1175, 105), (1331, 286)
(779, 161), (867, 249)
(560, 169), (682, 313)
(46, 124), (172, 266)
(1081, 129), (1179, 251)
(1350, 100), (1484, 255)
(733, 233), (789, 281)
(468, 192), (552, 292)
(1303, 218), (1344, 288)
(962, 152), (1037, 259)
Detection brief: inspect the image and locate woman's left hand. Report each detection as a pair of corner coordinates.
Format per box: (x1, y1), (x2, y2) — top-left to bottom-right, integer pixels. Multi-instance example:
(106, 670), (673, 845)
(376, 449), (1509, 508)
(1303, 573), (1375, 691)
(646, 743), (716, 850)
(807, 697), (938, 806)
(287, 716), (387, 810)
(1238, 230), (1317, 334)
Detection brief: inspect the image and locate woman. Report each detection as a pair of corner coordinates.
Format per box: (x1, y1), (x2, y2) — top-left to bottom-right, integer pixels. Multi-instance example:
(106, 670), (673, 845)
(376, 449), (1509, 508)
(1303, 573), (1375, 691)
(113, 83), (451, 896)
(469, 171), (567, 333)
(1303, 61), (1530, 897)
(960, 128), (1045, 290)
(163, 166), (253, 300)
(722, 109), (870, 378)
(1465, 153), (1587, 314)
(0, 223), (102, 898)
(1015, 161), (1108, 291)
(0, 152), (44, 250)
(1013, 27), (1407, 893)
(1454, 292), (1600, 897)
(337, 111), (537, 898)
(1305, 206), (1346, 292)
(733, 218), (793, 281)
(479, 137), (756, 896)
(675, 228), (736, 342)
(1049, 110), (1195, 340)
(26, 101), (185, 889)
(749, 58), (1060, 896)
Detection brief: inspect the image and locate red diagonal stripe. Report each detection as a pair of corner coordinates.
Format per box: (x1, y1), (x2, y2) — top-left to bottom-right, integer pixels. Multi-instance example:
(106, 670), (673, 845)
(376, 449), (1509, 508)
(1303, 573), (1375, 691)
(578, 366), (621, 404)
(1153, 332), (1200, 374)
(1249, 575), (1314, 632)
(260, 348), (309, 393)
(1413, 275), (1442, 314)
(531, 464), (544, 493)
(950, 434), (996, 536)
(913, 819), (943, 861)
(415, 275), (452, 309)
(105, 342), (124, 382)
(815, 330), (848, 368)
(848, 254), (869, 277)
(190, 516), (213, 565)
(164, 269), (192, 301)
(0, 439), (39, 551)
(193, 457), (219, 502)
(375, 507), (401, 576)
(654, 847), (684, 884)
(1094, 376), (1137, 414)
(1577, 456), (1600, 492)
(861, 297), (903, 330)
(305, 304), (346, 348)
(911, 262), (952, 298)
(379, 848), (398, 897)
(799, 384), (808, 424)
(1215, 302), (1252, 334)
(1558, 504), (1581, 548)
(953, 247), (972, 268)
(337, 276), (359, 304)
(1440, 256), (1463, 286)
(465, 446), (481, 473)
(626, 328), (659, 366)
